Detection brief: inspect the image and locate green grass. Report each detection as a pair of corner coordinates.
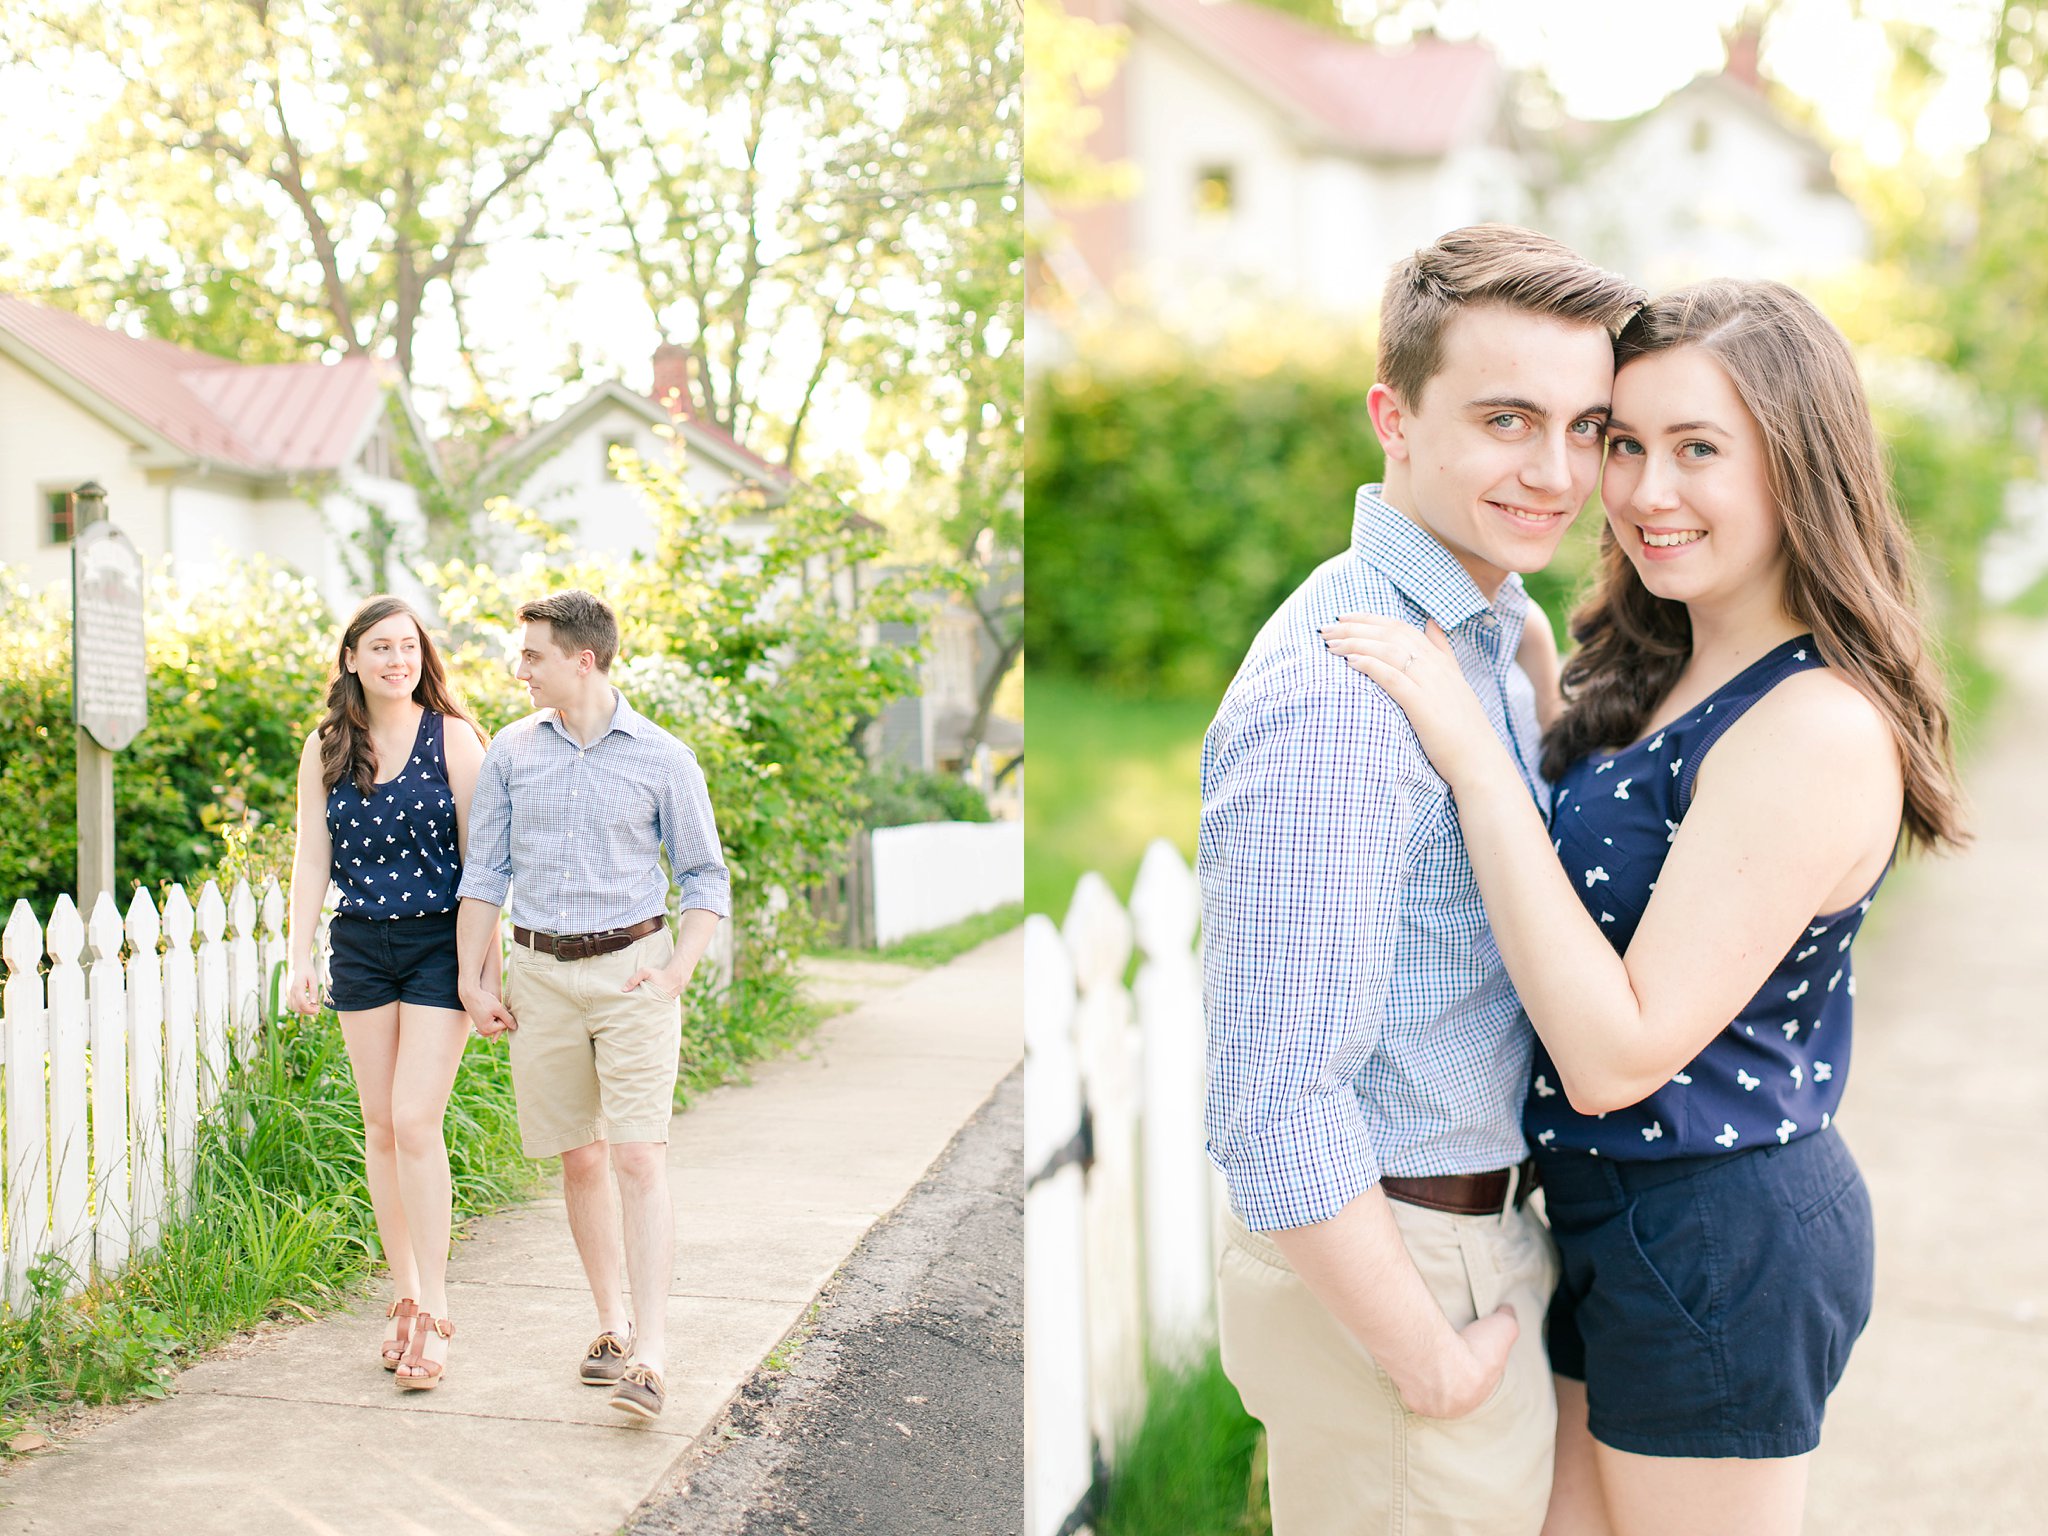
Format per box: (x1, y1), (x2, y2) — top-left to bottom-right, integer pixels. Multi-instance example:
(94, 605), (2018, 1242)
(815, 902), (1025, 968)
(675, 968), (831, 1107)
(1027, 673), (1211, 918)
(1097, 1351), (1269, 1536)
(0, 1004), (537, 1449)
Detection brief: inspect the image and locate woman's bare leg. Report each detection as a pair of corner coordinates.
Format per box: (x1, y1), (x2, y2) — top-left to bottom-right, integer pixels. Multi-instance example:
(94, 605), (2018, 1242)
(1595, 1441), (1809, 1536)
(339, 1004), (414, 1355)
(1542, 1376), (1614, 1536)
(389, 1003), (471, 1379)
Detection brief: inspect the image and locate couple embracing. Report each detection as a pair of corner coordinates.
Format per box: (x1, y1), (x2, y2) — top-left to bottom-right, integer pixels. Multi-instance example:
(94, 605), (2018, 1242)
(1200, 226), (1964, 1534)
(284, 588), (729, 1420)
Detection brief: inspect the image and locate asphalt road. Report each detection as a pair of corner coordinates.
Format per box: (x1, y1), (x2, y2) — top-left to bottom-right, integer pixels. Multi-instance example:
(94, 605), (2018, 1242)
(629, 1064), (1023, 1535)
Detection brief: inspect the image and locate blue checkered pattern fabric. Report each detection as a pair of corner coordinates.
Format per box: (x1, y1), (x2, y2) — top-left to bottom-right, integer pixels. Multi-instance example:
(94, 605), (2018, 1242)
(1200, 486), (1552, 1232)
(456, 689), (731, 932)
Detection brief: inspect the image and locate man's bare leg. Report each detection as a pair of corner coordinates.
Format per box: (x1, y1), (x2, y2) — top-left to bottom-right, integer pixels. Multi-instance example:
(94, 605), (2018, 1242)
(561, 1139), (632, 1337)
(610, 1140), (673, 1369)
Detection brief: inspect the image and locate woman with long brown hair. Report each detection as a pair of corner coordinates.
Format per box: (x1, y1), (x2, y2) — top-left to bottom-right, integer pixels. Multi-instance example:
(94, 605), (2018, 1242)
(286, 595), (494, 1391)
(1322, 279), (1964, 1535)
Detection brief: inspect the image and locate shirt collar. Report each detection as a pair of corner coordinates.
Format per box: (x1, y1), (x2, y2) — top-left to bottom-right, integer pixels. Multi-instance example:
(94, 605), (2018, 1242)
(1351, 484), (1528, 634)
(541, 687), (645, 744)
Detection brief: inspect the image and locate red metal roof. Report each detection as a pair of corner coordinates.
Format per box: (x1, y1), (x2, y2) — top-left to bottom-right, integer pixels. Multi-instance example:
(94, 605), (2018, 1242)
(1135, 0), (1499, 158)
(0, 294), (388, 473)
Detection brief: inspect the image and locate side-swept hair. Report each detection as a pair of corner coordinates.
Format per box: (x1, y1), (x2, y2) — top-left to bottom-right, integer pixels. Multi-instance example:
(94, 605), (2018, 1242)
(519, 589), (619, 672)
(1544, 278), (1965, 852)
(319, 597), (485, 797)
(1378, 225), (1643, 406)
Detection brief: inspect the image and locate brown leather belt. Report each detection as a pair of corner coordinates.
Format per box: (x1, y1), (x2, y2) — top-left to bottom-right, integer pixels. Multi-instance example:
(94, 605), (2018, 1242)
(1382, 1158), (1539, 1217)
(512, 916), (664, 962)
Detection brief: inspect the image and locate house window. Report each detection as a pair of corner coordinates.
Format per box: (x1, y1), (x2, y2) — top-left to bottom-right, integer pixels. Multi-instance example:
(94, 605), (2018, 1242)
(1194, 165), (1235, 217)
(1691, 118), (1713, 156)
(44, 488), (75, 546)
(602, 435), (634, 475)
(358, 423), (398, 480)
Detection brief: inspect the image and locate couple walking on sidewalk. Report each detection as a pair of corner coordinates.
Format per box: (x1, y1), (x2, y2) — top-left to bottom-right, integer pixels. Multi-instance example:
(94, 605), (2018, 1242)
(285, 587), (729, 1421)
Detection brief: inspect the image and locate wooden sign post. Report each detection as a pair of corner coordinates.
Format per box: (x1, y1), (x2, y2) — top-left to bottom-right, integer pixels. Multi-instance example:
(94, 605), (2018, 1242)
(71, 484), (148, 915)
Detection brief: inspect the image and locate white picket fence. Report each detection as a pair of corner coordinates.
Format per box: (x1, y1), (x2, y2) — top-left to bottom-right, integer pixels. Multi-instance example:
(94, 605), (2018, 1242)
(1025, 839), (1221, 1536)
(1, 878), (288, 1312)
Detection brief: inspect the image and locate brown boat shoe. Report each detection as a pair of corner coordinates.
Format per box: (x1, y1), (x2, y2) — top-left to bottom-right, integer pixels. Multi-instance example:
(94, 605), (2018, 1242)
(579, 1328), (634, 1386)
(608, 1364), (665, 1421)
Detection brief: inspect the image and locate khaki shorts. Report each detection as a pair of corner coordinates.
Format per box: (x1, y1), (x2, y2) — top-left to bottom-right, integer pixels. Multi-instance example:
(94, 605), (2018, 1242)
(1218, 1194), (1560, 1536)
(502, 928), (681, 1159)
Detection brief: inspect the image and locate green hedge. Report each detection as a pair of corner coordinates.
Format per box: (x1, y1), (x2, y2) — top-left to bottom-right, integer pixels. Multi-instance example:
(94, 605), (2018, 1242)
(856, 761), (992, 828)
(0, 561), (332, 912)
(1028, 331), (2005, 703)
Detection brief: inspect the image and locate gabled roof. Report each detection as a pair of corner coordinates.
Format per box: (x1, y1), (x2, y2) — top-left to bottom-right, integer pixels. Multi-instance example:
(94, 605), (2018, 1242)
(1127, 0), (1500, 160)
(489, 379), (795, 501)
(0, 293), (399, 475)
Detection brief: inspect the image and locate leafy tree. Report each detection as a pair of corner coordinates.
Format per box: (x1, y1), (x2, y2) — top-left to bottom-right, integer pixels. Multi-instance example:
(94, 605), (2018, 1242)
(3, 0), (611, 381)
(574, 0), (1021, 765)
(426, 454), (925, 972)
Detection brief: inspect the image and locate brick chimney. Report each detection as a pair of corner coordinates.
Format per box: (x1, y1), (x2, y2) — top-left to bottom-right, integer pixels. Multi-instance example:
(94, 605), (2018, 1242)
(651, 343), (695, 419)
(1723, 25), (1762, 92)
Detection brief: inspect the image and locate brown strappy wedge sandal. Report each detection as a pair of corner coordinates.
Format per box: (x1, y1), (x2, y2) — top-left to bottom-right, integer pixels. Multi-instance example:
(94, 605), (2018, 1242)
(395, 1311), (454, 1391)
(381, 1297), (418, 1372)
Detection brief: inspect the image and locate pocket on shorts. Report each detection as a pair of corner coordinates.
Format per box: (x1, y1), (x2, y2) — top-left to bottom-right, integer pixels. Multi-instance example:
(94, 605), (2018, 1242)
(1775, 1131), (1862, 1226)
(1623, 1189), (1715, 1343)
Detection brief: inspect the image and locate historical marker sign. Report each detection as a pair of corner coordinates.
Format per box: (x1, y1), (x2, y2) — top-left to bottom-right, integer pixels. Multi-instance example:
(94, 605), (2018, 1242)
(72, 520), (148, 751)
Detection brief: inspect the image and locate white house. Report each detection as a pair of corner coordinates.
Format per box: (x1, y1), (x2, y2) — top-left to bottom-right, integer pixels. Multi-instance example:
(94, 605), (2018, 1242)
(1042, 7), (1869, 325)
(491, 348), (1021, 790)
(1546, 33), (1868, 293)
(0, 294), (434, 613)
(1052, 0), (1528, 322)
(485, 344), (796, 560)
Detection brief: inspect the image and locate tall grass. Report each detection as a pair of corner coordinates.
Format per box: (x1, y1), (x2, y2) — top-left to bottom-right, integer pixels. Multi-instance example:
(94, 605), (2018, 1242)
(0, 1004), (535, 1446)
(1097, 1352), (1269, 1536)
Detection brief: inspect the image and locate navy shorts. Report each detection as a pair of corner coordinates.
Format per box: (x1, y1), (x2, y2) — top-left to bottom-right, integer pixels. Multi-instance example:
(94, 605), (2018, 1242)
(1540, 1124), (1874, 1459)
(326, 911), (462, 1013)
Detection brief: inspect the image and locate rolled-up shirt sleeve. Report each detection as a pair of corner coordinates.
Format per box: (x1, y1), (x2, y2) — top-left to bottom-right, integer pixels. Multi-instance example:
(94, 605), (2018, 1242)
(658, 744), (732, 919)
(1199, 679), (1412, 1232)
(455, 740), (514, 908)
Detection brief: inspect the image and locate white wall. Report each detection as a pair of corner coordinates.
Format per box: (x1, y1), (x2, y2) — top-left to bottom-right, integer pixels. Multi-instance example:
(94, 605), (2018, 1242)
(1558, 88), (1867, 292)
(509, 400), (768, 562)
(1128, 22), (1306, 313)
(0, 354), (172, 585)
(871, 820), (1023, 946)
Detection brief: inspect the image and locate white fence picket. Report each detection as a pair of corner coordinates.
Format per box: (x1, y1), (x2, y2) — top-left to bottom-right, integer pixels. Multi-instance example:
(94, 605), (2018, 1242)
(1131, 839), (1216, 1365)
(1023, 915), (1093, 1536)
(4, 901), (50, 1307)
(1063, 872), (1147, 1463)
(87, 894), (131, 1274)
(257, 879), (286, 1040)
(227, 880), (259, 1065)
(1023, 845), (1223, 1520)
(162, 886), (199, 1212)
(126, 889), (166, 1255)
(195, 882), (229, 1106)
(44, 898), (90, 1282)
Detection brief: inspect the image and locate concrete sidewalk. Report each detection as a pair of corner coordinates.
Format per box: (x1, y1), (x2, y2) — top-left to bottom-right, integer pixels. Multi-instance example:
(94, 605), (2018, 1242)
(1810, 618), (2048, 1534)
(0, 928), (1023, 1536)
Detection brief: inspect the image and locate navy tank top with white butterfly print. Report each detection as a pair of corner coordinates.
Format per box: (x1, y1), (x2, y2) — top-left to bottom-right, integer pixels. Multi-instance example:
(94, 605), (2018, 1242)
(325, 710), (462, 918)
(1525, 636), (1886, 1161)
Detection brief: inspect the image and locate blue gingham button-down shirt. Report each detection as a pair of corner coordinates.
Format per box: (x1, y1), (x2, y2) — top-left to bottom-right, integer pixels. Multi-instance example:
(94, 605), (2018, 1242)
(456, 689), (732, 932)
(1200, 486), (1551, 1231)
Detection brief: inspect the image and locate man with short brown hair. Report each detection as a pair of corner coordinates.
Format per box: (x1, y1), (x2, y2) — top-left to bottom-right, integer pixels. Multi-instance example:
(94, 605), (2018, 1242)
(1200, 226), (1641, 1532)
(458, 587), (728, 1421)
